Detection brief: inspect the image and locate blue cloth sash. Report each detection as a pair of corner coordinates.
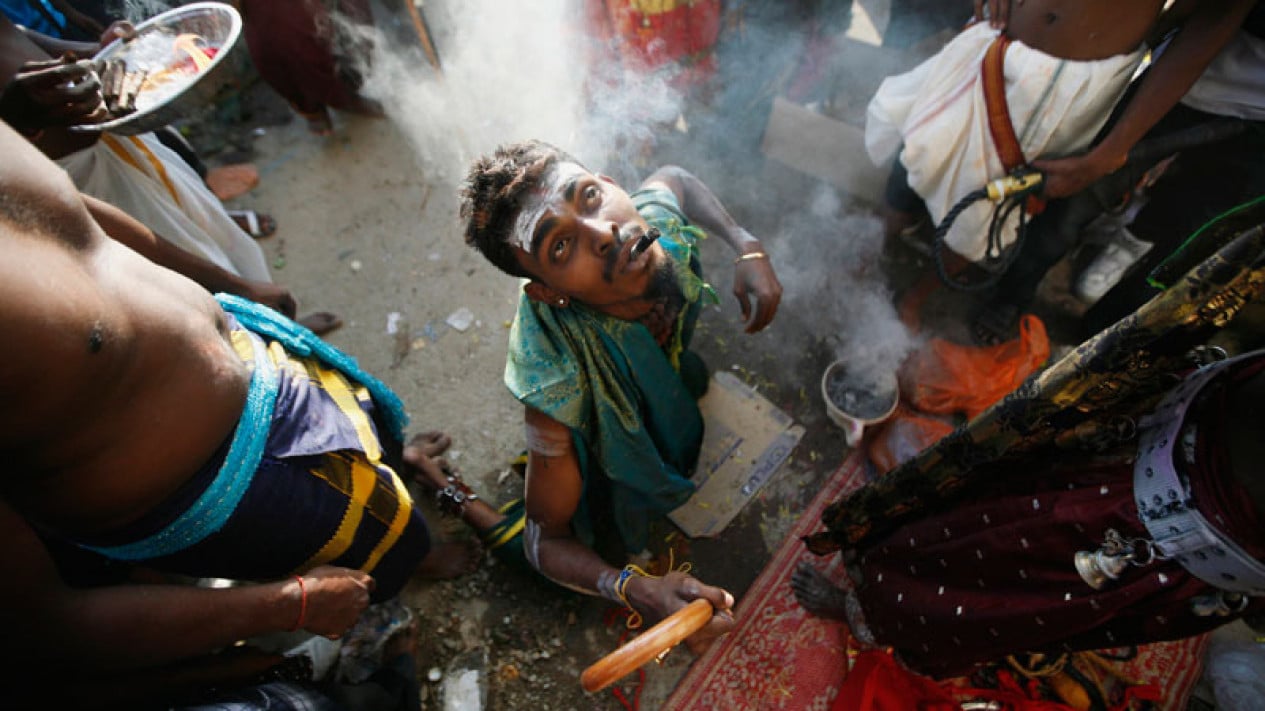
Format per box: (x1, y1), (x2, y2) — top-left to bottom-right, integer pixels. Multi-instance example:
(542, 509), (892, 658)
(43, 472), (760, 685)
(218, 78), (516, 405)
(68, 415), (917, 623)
(216, 294), (410, 441)
(81, 328), (278, 560)
(81, 295), (410, 561)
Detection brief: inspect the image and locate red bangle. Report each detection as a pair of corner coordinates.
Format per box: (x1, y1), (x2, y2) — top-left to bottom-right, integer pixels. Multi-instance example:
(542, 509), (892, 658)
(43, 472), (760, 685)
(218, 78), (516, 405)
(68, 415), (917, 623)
(288, 575), (308, 631)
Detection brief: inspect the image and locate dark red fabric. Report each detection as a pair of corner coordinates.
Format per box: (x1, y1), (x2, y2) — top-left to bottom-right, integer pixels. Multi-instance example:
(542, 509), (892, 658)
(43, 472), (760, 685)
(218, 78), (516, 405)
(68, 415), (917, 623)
(1187, 358), (1265, 562)
(855, 447), (1265, 679)
(240, 0), (373, 114)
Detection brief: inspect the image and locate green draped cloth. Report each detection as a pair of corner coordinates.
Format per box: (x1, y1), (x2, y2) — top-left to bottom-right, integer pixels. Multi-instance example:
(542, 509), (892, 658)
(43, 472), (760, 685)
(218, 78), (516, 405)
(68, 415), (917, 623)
(504, 187), (718, 554)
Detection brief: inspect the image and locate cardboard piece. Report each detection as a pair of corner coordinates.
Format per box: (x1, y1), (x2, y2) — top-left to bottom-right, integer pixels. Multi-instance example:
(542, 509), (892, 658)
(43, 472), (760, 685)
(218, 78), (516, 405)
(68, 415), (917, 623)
(669, 371), (804, 538)
(761, 96), (890, 206)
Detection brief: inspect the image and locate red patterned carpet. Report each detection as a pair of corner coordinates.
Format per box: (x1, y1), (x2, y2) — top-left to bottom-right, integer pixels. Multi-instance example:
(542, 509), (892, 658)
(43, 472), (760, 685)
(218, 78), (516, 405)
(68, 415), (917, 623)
(664, 451), (1209, 711)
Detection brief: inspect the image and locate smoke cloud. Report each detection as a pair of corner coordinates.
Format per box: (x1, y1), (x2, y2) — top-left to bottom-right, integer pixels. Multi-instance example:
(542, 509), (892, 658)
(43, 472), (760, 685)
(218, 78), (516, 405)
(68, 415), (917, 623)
(357, 0), (683, 183)
(769, 184), (917, 390)
(352, 1), (919, 385)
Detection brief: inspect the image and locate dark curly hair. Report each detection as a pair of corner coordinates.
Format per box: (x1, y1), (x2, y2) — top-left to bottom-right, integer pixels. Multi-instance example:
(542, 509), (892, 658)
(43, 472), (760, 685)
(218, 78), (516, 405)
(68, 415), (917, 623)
(459, 140), (581, 278)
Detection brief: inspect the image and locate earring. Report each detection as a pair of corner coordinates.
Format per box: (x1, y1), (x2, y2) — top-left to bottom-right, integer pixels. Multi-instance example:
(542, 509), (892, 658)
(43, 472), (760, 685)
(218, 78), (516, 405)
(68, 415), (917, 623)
(557, 298), (567, 307)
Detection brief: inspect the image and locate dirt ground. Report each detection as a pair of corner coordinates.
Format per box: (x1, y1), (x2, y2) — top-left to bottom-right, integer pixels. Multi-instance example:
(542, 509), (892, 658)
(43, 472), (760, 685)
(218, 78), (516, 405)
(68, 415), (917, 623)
(174, 3), (1101, 709)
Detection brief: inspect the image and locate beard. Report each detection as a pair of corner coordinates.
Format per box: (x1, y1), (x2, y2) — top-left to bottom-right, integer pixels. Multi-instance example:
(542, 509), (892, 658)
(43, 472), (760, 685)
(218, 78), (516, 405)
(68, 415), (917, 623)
(642, 256), (685, 313)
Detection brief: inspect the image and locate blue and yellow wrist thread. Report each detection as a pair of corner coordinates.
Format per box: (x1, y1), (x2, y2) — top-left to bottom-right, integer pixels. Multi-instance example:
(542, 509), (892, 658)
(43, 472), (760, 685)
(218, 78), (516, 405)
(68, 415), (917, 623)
(614, 553), (693, 630)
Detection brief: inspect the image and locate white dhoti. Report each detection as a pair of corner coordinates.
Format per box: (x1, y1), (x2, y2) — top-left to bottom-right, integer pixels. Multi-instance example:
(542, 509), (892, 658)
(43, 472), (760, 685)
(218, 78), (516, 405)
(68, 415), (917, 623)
(866, 23), (1144, 262)
(58, 133), (272, 282)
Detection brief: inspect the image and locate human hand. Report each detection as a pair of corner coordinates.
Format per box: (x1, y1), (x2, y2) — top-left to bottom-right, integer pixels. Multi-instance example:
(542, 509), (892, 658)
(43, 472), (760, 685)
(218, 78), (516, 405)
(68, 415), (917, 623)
(286, 565), (375, 638)
(733, 253), (782, 334)
(629, 571), (736, 654)
(1032, 149), (1125, 200)
(0, 57), (107, 133)
(240, 281), (298, 319)
(99, 21), (138, 50)
(973, 0), (1014, 28)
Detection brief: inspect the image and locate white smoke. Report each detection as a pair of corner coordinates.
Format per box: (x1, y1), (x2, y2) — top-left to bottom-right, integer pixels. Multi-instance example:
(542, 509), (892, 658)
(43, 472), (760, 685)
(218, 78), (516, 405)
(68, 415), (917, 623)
(772, 184), (917, 386)
(357, 0), (683, 182)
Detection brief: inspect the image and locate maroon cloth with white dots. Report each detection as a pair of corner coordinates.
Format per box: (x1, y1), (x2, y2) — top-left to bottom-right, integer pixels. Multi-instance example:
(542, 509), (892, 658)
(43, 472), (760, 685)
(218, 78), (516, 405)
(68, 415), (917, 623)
(856, 359), (1265, 678)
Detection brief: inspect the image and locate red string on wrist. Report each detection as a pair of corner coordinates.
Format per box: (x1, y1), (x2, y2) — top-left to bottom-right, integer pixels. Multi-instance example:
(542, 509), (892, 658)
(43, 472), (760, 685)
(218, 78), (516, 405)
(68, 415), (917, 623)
(289, 575), (308, 631)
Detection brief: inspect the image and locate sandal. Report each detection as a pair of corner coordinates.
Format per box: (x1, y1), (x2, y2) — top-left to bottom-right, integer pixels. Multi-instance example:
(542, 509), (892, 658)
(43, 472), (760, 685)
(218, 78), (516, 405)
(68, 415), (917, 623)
(228, 210), (277, 239)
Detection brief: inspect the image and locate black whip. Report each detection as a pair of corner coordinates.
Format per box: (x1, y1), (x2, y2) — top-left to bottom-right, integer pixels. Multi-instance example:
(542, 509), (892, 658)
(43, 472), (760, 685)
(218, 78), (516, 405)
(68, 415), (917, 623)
(932, 169), (1045, 293)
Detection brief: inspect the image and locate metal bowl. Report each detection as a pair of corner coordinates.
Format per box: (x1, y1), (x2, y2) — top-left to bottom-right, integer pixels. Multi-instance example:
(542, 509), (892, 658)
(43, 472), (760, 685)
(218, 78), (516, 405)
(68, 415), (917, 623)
(73, 2), (242, 135)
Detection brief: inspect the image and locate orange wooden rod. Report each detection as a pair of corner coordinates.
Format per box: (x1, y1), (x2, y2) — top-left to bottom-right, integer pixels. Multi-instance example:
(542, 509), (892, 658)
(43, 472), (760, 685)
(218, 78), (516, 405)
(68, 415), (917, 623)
(581, 598), (715, 693)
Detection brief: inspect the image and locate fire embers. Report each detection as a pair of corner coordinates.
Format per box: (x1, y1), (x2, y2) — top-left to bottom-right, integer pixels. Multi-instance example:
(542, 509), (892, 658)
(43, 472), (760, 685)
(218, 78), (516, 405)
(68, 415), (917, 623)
(98, 58), (147, 117)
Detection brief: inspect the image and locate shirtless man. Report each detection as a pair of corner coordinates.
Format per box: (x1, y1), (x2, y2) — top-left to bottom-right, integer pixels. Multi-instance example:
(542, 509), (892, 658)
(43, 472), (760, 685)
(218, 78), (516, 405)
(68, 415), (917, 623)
(0, 120), (461, 699)
(964, 0), (1257, 343)
(976, 0), (1258, 198)
(0, 14), (325, 315)
(872, 0), (1253, 335)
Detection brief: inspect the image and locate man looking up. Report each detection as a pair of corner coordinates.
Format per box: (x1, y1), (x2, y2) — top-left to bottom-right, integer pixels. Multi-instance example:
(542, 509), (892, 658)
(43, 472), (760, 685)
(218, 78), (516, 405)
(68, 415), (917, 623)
(457, 140), (782, 646)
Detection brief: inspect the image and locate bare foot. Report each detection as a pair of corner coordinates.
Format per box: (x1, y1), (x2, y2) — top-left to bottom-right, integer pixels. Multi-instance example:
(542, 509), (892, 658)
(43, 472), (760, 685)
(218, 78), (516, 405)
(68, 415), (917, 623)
(298, 311), (343, 336)
(416, 539), (482, 580)
(791, 562), (850, 621)
(791, 563), (876, 643)
(382, 617), (419, 662)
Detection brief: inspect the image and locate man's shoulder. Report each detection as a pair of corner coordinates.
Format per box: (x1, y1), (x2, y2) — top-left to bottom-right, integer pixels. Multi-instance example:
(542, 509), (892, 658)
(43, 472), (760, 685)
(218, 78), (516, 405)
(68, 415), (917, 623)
(631, 185), (685, 221)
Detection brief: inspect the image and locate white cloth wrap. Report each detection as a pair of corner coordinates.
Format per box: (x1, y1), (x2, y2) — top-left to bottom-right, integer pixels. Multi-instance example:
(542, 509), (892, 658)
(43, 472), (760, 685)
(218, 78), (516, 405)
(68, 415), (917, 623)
(866, 23), (1143, 262)
(1181, 30), (1265, 121)
(58, 132), (271, 282)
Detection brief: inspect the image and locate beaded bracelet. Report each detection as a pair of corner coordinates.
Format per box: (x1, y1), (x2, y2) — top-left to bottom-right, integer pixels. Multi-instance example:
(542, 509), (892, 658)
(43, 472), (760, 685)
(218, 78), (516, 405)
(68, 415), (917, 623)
(435, 474), (479, 517)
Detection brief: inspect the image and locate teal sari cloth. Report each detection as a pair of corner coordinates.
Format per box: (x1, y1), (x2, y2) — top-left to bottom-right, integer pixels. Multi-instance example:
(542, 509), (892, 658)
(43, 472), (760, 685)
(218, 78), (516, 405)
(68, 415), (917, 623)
(504, 187), (716, 553)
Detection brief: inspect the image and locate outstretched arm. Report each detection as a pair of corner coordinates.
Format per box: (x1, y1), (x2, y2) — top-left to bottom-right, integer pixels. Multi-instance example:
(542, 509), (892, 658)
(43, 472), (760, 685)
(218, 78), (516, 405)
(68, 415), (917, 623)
(0, 498), (373, 674)
(82, 194), (298, 317)
(1035, 0), (1256, 198)
(641, 165), (783, 333)
(13, 18), (133, 60)
(521, 407), (735, 646)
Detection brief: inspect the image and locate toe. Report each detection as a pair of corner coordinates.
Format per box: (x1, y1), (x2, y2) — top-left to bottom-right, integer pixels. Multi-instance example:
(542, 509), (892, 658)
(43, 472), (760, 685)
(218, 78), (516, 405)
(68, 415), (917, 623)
(298, 312), (343, 336)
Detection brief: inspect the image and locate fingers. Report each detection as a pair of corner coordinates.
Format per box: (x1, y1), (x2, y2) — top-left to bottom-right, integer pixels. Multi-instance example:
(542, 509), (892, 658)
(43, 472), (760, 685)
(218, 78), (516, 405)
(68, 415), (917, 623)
(746, 292), (779, 334)
(990, 0), (1008, 27)
(735, 288), (752, 325)
(744, 287), (781, 334)
(20, 59), (97, 91)
(100, 20), (137, 48)
(973, 0), (985, 21)
(15, 59), (107, 125)
(677, 574), (735, 612)
(732, 263), (782, 334)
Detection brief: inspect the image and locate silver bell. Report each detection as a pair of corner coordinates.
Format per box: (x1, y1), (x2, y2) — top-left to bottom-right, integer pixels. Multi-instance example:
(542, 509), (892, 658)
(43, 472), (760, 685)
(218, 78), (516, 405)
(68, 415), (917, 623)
(1074, 549), (1130, 590)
